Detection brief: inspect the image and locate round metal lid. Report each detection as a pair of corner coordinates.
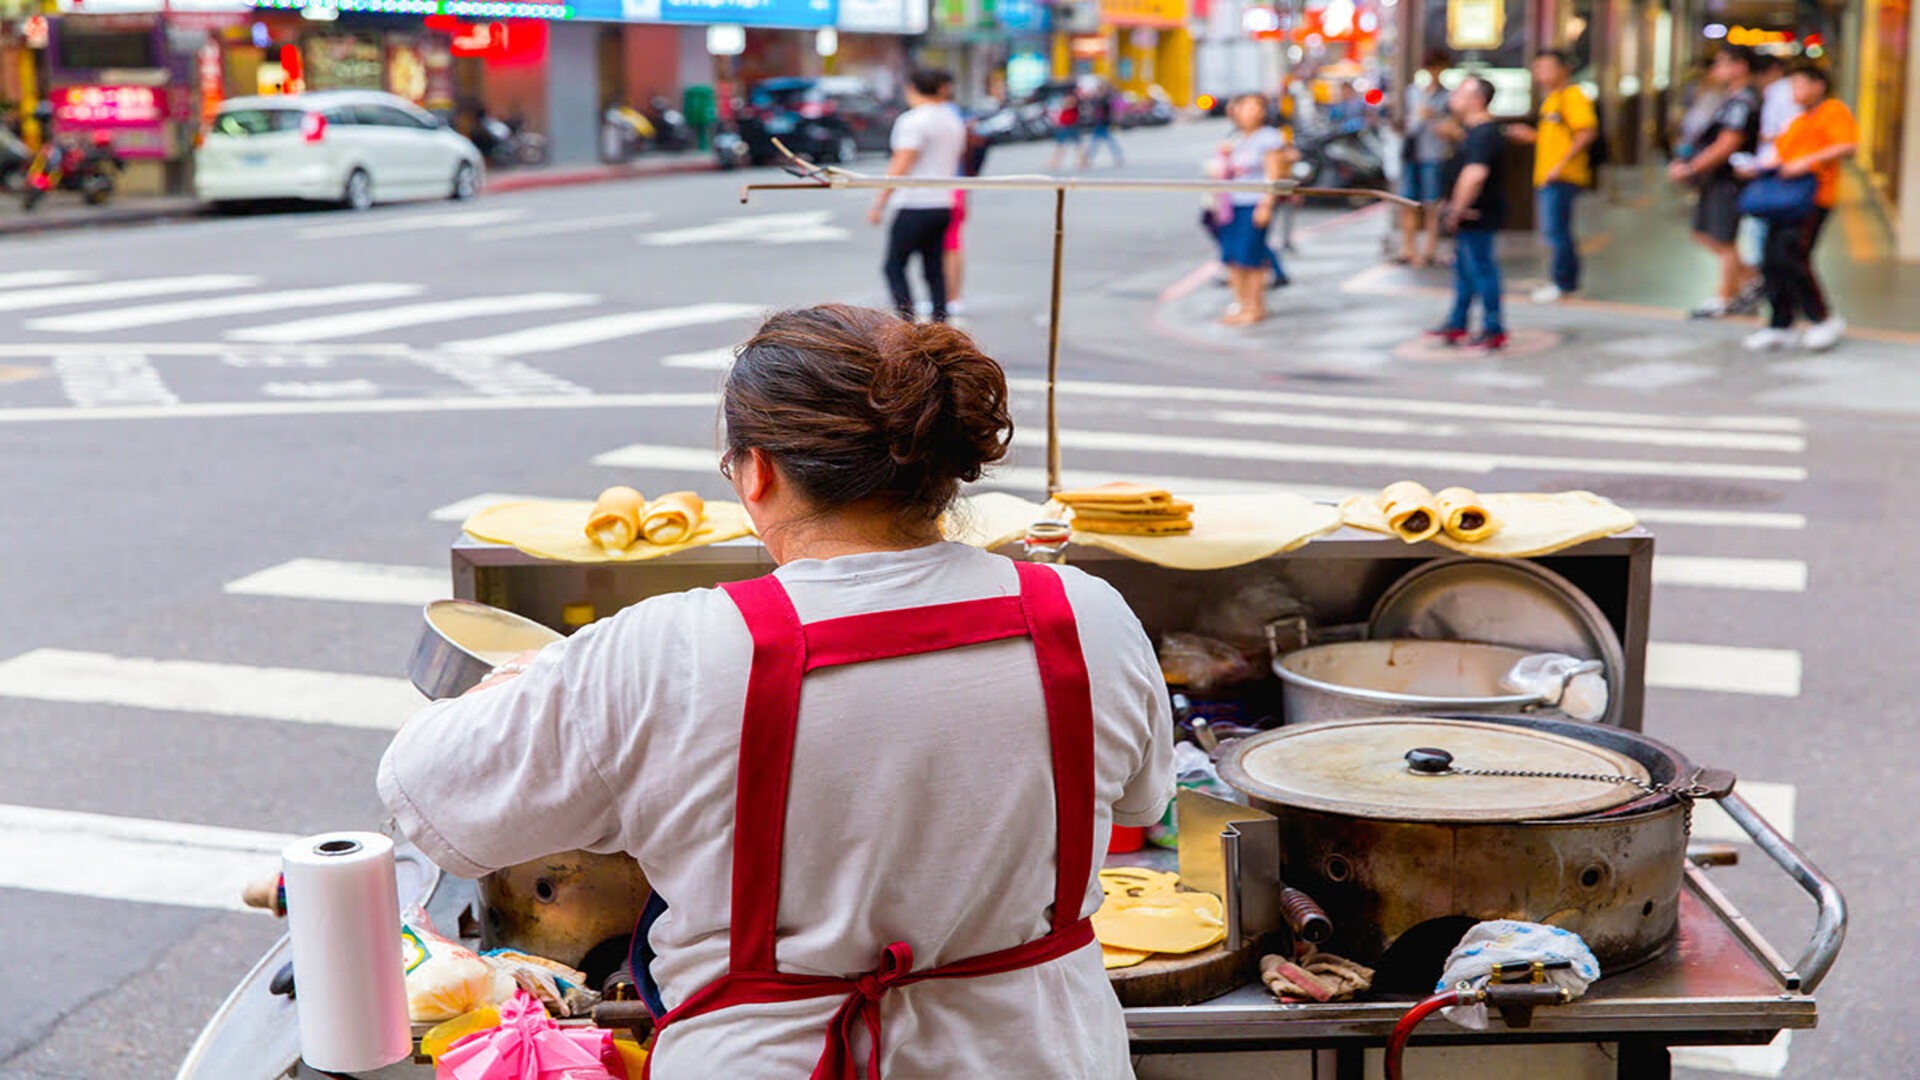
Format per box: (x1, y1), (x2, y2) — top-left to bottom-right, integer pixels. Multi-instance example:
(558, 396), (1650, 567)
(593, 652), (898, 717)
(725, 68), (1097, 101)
(1369, 558), (1627, 726)
(1217, 717), (1650, 822)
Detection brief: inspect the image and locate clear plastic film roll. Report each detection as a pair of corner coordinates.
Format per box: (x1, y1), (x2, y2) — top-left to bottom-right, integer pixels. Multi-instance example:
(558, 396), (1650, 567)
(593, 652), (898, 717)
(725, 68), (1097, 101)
(283, 832), (413, 1073)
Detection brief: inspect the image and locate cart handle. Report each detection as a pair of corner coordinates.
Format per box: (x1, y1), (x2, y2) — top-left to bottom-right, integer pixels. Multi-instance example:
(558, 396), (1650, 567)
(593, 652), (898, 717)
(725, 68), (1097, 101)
(1700, 790), (1847, 994)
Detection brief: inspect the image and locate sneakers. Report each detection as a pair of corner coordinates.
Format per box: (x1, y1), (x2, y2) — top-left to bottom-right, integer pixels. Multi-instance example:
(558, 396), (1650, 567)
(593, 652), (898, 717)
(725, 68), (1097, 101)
(1530, 284), (1566, 304)
(1727, 278), (1766, 316)
(1800, 315), (1847, 351)
(1690, 296), (1730, 319)
(1468, 331), (1509, 351)
(946, 298), (968, 316)
(1742, 327), (1799, 352)
(1425, 326), (1467, 346)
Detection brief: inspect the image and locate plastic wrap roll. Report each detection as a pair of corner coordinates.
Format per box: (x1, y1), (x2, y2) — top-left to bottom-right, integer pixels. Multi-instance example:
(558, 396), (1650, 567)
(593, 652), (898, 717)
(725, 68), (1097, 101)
(283, 832), (413, 1073)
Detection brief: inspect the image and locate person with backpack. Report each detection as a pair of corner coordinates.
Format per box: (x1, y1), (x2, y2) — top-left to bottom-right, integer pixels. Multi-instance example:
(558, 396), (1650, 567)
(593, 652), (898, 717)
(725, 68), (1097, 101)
(1503, 49), (1598, 304)
(1078, 79), (1125, 169)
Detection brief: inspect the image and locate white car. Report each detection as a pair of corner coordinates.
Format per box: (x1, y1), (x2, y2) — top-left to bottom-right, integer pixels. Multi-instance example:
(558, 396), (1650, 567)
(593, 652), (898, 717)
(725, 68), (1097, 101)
(196, 90), (483, 211)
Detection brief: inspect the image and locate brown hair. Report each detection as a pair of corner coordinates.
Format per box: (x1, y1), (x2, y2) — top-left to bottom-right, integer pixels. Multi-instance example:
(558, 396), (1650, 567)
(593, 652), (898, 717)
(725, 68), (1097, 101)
(723, 305), (1012, 524)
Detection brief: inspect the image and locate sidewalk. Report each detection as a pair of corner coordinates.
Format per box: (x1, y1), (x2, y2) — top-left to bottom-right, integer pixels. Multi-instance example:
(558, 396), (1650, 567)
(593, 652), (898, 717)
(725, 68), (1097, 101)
(0, 150), (717, 238)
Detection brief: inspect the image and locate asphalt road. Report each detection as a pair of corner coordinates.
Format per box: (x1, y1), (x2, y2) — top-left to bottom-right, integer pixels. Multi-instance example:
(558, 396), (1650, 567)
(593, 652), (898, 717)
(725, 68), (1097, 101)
(0, 121), (1912, 1079)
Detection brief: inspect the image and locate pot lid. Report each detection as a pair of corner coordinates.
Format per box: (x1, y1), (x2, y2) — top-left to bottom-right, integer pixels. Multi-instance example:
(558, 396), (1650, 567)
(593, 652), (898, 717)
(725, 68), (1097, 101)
(1217, 717), (1650, 822)
(1369, 558), (1626, 726)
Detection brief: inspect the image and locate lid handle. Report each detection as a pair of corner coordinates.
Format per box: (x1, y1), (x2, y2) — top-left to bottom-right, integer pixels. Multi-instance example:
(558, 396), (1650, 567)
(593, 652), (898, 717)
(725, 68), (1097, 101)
(1405, 747), (1455, 774)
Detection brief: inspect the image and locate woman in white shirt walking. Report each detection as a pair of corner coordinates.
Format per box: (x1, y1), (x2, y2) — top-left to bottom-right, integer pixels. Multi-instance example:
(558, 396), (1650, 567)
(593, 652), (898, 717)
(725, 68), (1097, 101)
(869, 70), (968, 322)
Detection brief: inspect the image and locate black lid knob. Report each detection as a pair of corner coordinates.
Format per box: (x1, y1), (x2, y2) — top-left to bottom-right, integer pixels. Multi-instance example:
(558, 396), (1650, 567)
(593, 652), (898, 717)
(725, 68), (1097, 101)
(1405, 747), (1454, 774)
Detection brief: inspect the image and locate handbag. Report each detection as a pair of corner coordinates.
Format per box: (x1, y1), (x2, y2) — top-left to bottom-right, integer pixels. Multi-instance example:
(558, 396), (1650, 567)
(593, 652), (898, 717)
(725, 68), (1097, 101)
(1738, 172), (1818, 222)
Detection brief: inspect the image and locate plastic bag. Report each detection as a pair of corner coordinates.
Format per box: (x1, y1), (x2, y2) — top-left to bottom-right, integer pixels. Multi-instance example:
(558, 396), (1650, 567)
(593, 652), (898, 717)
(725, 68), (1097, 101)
(1435, 920), (1600, 1030)
(1159, 633), (1259, 692)
(1500, 653), (1609, 723)
(1146, 743), (1242, 848)
(403, 911), (498, 1023)
(483, 949), (599, 1019)
(435, 990), (623, 1080)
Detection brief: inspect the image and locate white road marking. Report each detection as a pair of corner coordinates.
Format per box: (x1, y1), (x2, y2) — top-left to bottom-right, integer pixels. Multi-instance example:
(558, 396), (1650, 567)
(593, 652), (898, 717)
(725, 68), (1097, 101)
(441, 302), (760, 356)
(589, 444), (1807, 530)
(27, 283), (427, 333)
(0, 274), (258, 313)
(1673, 1033), (1792, 1078)
(640, 211), (849, 247)
(1013, 377), (1805, 433)
(1020, 429), (1809, 483)
(1653, 555), (1808, 592)
(296, 208), (525, 240)
(224, 558), (446, 606)
(54, 354), (178, 408)
(0, 803), (292, 911)
(662, 347), (737, 370)
(470, 210), (659, 241)
(0, 649), (423, 730)
(1193, 409), (1806, 453)
(1692, 780), (1796, 844)
(0, 270), (94, 290)
(228, 293), (599, 343)
(262, 379), (381, 399)
(428, 492), (549, 522)
(0, 391), (717, 424)
(411, 352), (590, 396)
(1645, 642), (1802, 697)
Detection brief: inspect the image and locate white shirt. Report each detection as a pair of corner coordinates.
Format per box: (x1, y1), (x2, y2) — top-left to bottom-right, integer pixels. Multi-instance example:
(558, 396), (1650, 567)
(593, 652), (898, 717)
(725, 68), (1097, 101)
(888, 103), (967, 210)
(1759, 77), (1802, 147)
(380, 542), (1174, 1079)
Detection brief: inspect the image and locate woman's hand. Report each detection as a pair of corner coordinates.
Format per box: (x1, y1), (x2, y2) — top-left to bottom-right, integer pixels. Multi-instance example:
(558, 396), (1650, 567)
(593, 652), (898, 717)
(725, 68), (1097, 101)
(465, 649), (546, 696)
(1253, 202), (1273, 229)
(1779, 157), (1812, 179)
(1666, 160), (1693, 184)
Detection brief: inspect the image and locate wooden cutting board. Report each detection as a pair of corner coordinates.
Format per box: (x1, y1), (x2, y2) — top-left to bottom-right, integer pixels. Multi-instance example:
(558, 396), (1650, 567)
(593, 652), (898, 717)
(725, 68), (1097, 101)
(1108, 937), (1263, 1007)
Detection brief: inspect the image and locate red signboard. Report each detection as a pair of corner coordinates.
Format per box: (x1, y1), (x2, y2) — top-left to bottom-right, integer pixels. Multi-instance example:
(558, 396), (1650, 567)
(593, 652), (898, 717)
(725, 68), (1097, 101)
(53, 85), (165, 127)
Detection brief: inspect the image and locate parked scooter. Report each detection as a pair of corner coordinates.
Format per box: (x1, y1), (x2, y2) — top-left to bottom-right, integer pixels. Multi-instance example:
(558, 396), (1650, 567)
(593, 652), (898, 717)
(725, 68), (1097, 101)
(601, 104), (654, 162)
(22, 131), (122, 211)
(474, 114), (549, 167)
(0, 126), (30, 191)
(644, 95), (695, 152)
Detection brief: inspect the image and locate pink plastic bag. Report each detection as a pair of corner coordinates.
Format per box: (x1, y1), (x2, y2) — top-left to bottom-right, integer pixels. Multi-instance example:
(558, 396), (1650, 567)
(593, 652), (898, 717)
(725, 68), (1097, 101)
(436, 991), (615, 1080)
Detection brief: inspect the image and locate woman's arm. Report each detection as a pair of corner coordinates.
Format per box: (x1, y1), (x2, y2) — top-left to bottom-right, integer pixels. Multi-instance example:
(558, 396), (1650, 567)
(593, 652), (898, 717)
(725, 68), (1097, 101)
(1255, 144), (1287, 227)
(1781, 141), (1857, 177)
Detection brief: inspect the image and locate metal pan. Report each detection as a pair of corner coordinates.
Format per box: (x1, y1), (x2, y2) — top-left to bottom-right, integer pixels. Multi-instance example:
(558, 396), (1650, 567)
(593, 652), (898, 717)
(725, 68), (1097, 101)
(409, 599), (564, 700)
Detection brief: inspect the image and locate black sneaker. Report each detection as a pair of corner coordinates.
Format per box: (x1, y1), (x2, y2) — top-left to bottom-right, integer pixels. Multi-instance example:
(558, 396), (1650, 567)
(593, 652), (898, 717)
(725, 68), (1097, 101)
(1727, 279), (1766, 316)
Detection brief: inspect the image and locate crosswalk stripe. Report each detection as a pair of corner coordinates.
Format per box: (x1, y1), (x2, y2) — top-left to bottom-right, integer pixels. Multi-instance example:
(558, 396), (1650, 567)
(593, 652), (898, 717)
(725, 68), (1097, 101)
(1672, 1034), (1791, 1079)
(0, 803), (291, 911)
(440, 302), (761, 356)
(471, 210), (658, 242)
(0, 270), (94, 290)
(0, 274), (258, 313)
(1652, 555), (1807, 592)
(1691, 780), (1796, 844)
(588, 443), (1807, 530)
(1015, 377), (1805, 433)
(297, 208), (525, 240)
(224, 558), (446, 606)
(1192, 408), (1806, 453)
(1021, 429), (1809, 483)
(27, 283), (426, 333)
(663, 347), (737, 370)
(0, 649), (422, 729)
(228, 292), (599, 343)
(1645, 642), (1802, 697)
(408, 352), (590, 397)
(54, 354), (177, 408)
(0, 390), (718, 424)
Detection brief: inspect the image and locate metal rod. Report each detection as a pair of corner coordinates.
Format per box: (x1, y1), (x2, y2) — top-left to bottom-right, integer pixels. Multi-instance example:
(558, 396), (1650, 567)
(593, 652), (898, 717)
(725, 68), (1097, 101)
(741, 172), (1417, 207)
(1716, 791), (1848, 993)
(1046, 187), (1065, 497)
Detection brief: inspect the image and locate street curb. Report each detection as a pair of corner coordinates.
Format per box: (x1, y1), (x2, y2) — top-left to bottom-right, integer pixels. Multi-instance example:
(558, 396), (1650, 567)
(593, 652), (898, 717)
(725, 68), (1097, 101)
(484, 158), (717, 193)
(0, 202), (203, 237)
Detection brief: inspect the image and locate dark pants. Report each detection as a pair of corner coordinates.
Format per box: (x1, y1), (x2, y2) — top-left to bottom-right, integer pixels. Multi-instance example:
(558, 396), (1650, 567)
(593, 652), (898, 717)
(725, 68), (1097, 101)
(1537, 180), (1581, 292)
(884, 207), (952, 321)
(1446, 229), (1503, 335)
(1762, 207), (1831, 328)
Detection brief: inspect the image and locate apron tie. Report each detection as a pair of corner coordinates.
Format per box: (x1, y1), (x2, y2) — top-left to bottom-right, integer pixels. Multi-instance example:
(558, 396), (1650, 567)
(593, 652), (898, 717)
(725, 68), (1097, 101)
(818, 941), (915, 1080)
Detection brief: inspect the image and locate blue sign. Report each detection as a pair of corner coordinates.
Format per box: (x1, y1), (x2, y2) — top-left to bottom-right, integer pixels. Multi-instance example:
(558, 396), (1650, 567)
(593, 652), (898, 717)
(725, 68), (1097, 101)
(575, 0), (837, 26)
(996, 0), (1047, 31)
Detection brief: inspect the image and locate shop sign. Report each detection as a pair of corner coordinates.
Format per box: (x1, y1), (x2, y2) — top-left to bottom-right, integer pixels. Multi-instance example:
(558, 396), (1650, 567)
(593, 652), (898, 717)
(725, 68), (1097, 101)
(387, 41), (427, 102)
(996, 0), (1047, 31)
(1445, 0), (1502, 49)
(1069, 31), (1107, 56)
(198, 40), (223, 126)
(1097, 0), (1184, 28)
(584, 0), (837, 27)
(836, 0), (928, 34)
(24, 15), (51, 48)
(53, 84), (165, 125)
(304, 33), (382, 88)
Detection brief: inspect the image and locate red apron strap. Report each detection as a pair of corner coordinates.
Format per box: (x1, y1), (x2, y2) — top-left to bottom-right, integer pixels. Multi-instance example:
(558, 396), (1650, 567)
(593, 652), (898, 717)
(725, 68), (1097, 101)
(802, 595), (1030, 671)
(1012, 561), (1098, 934)
(719, 575), (807, 973)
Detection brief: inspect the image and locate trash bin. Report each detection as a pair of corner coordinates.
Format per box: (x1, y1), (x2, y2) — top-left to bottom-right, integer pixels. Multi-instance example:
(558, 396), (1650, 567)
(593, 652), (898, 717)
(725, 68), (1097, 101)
(683, 85), (716, 151)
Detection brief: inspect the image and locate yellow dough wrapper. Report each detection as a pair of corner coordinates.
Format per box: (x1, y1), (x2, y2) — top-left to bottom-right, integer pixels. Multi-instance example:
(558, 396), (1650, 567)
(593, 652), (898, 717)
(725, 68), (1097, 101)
(1103, 945), (1153, 970)
(1380, 481), (1441, 543)
(585, 486), (646, 551)
(1093, 890), (1227, 955)
(1435, 486), (1501, 543)
(641, 491), (705, 545)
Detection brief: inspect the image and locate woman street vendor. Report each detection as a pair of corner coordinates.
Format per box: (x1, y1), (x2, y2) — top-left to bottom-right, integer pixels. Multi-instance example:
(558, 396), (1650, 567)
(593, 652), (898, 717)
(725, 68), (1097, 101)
(379, 304), (1175, 1077)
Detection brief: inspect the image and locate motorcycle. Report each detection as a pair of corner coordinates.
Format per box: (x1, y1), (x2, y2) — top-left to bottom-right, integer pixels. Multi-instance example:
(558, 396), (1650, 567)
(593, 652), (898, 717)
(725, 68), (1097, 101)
(1291, 120), (1389, 203)
(22, 132), (122, 211)
(644, 95), (695, 152)
(0, 126), (30, 191)
(601, 105), (654, 162)
(475, 115), (549, 168)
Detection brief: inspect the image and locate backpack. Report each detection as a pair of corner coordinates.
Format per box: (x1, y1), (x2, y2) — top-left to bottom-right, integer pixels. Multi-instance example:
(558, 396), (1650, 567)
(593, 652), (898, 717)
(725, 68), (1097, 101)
(962, 121), (990, 177)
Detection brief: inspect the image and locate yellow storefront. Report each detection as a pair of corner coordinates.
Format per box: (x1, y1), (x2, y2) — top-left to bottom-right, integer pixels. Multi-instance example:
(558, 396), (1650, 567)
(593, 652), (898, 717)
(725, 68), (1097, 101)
(1057, 0), (1191, 106)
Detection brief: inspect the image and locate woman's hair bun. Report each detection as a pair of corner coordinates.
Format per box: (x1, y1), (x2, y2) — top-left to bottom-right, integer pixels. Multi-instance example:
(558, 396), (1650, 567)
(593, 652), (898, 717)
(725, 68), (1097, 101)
(724, 305), (1013, 523)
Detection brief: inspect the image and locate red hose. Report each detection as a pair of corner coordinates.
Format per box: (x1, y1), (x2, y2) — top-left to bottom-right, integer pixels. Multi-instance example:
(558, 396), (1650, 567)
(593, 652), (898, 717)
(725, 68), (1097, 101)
(1384, 990), (1477, 1080)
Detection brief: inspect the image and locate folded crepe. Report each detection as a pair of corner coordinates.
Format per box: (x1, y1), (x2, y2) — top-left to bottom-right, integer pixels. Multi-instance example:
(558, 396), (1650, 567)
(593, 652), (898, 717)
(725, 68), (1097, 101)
(1436, 486), (1501, 543)
(1053, 482), (1177, 509)
(1068, 500), (1196, 521)
(1073, 517), (1195, 536)
(641, 491), (705, 545)
(585, 486), (646, 551)
(1381, 481), (1442, 543)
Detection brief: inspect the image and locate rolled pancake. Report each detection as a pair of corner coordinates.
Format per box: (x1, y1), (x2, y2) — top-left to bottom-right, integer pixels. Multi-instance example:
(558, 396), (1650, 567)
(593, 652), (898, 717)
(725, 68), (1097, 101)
(641, 491), (705, 545)
(585, 486), (645, 551)
(1435, 486), (1500, 543)
(1381, 481), (1441, 543)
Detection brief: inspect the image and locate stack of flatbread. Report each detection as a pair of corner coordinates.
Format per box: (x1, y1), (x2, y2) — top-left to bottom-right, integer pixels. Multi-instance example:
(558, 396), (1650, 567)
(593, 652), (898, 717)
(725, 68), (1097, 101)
(1052, 483), (1193, 536)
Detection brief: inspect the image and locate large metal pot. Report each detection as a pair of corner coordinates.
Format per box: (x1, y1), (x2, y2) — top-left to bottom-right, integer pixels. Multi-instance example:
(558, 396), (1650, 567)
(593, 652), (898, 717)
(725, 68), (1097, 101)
(1274, 639), (1588, 724)
(1215, 714), (1726, 984)
(409, 599), (565, 700)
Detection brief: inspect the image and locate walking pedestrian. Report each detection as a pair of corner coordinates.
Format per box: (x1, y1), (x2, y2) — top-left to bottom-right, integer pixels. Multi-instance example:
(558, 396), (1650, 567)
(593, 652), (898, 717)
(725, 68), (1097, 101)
(1046, 88), (1083, 172)
(1078, 79), (1125, 169)
(1214, 93), (1290, 326)
(1668, 45), (1763, 318)
(1395, 50), (1456, 268)
(1739, 54), (1802, 271)
(1740, 63), (1857, 352)
(1429, 76), (1508, 350)
(945, 99), (991, 317)
(868, 69), (967, 323)
(1503, 50), (1597, 303)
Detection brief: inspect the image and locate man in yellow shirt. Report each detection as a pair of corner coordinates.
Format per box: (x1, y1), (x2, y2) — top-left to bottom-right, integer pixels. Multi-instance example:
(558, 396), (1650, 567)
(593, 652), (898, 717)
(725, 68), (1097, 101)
(1504, 50), (1598, 303)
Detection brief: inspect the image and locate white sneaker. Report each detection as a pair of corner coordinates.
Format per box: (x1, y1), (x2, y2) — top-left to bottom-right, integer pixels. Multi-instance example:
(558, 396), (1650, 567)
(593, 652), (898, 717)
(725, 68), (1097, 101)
(946, 298), (967, 316)
(1742, 328), (1799, 352)
(913, 300), (933, 317)
(1690, 296), (1730, 319)
(1800, 315), (1846, 351)
(1531, 284), (1565, 304)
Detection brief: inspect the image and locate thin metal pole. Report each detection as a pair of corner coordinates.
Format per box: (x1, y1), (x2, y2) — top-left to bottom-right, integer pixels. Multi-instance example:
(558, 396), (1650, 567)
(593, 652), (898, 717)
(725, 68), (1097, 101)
(1046, 187), (1065, 497)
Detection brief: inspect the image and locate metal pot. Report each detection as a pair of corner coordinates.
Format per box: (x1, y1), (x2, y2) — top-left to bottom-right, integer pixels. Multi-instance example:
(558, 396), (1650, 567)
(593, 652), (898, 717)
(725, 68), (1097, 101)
(409, 599), (564, 700)
(1215, 714), (1731, 981)
(1274, 639), (1594, 724)
(476, 849), (651, 978)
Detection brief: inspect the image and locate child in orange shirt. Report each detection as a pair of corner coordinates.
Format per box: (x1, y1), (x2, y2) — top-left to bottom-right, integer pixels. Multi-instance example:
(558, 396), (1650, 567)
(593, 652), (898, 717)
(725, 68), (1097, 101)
(1742, 64), (1859, 352)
